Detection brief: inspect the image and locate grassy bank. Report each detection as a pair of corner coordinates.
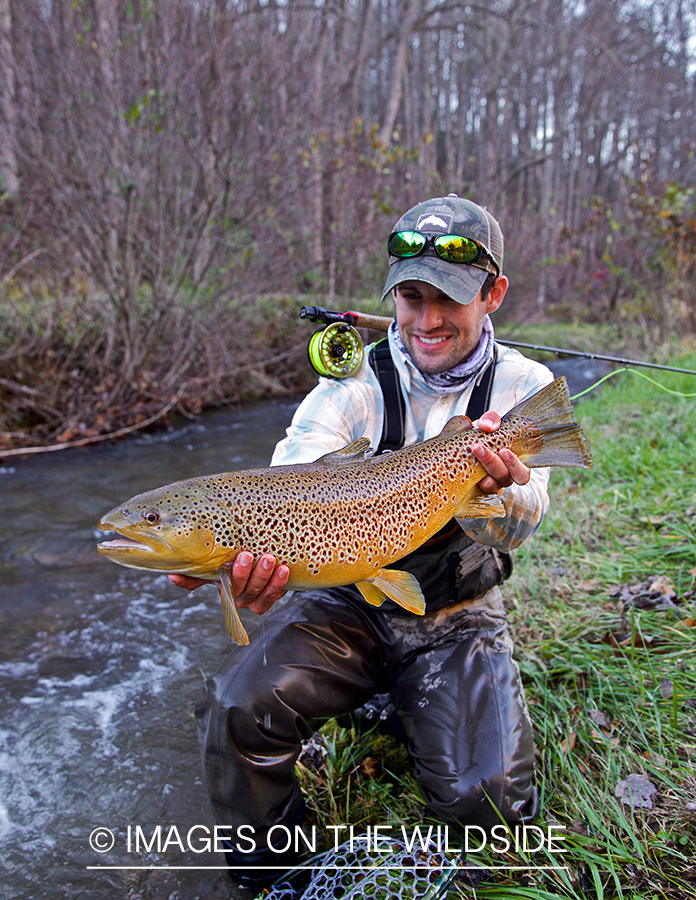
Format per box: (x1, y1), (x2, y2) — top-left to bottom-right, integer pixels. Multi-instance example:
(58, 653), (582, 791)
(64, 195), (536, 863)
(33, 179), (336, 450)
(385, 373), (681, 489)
(294, 360), (696, 899)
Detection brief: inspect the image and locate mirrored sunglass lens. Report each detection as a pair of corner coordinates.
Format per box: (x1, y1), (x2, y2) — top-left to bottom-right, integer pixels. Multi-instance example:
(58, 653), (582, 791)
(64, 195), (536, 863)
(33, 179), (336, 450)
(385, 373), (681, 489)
(433, 235), (478, 263)
(390, 231), (426, 257)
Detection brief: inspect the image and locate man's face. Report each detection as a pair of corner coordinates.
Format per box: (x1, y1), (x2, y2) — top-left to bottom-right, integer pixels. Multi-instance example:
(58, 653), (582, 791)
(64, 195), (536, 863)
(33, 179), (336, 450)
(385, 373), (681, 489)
(393, 279), (506, 374)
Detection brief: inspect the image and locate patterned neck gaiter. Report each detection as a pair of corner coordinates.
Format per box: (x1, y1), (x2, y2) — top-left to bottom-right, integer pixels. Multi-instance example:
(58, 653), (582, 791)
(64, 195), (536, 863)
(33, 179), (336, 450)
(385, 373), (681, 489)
(390, 315), (495, 395)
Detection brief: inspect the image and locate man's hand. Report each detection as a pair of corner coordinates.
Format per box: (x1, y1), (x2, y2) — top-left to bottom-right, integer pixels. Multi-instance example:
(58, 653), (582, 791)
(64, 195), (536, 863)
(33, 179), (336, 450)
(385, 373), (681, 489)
(472, 411), (531, 494)
(167, 551), (290, 615)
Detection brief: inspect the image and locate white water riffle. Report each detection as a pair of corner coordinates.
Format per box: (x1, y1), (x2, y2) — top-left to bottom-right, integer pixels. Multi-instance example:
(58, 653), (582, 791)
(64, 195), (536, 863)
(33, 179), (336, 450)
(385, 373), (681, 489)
(0, 398), (297, 900)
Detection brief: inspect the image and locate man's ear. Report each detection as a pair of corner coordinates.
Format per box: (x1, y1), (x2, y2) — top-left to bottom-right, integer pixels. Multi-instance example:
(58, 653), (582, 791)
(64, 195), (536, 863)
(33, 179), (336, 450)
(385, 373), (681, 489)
(485, 275), (508, 314)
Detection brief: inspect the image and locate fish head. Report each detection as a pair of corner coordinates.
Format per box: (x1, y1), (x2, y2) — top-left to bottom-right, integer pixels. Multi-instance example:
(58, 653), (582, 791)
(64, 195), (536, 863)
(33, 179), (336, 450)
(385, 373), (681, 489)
(97, 479), (237, 578)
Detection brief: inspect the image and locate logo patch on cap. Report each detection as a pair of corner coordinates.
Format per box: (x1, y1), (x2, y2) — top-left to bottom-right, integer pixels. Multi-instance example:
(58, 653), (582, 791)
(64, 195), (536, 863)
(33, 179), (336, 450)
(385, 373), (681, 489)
(416, 213), (453, 233)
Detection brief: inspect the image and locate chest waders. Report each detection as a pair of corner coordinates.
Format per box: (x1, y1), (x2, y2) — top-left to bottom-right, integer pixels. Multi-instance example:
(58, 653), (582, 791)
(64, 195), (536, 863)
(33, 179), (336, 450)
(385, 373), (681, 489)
(368, 340), (511, 613)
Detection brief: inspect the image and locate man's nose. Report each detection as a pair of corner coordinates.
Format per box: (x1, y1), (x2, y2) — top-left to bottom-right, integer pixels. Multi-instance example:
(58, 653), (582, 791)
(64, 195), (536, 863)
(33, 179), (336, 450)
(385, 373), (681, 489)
(416, 299), (445, 330)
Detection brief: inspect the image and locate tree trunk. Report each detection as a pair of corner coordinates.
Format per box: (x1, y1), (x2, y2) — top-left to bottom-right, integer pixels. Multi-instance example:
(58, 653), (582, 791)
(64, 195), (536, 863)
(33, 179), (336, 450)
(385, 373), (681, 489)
(0, 0), (19, 196)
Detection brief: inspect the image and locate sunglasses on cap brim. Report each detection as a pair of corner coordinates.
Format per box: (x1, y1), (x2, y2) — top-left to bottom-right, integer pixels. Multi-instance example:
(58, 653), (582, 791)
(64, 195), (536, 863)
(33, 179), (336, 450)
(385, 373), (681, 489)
(388, 230), (499, 277)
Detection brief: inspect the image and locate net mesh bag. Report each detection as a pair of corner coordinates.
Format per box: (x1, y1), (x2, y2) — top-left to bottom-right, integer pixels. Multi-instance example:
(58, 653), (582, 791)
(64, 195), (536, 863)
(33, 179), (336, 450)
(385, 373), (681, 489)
(258, 833), (459, 900)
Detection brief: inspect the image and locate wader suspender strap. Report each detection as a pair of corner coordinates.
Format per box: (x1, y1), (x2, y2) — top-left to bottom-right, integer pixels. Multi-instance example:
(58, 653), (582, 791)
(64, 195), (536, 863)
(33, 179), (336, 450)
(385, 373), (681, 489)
(369, 340), (499, 454)
(369, 340), (406, 453)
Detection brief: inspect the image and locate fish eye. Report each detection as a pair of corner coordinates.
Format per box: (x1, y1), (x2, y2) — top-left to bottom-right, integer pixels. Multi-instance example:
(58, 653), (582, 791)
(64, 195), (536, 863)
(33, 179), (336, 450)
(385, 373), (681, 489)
(142, 508), (161, 525)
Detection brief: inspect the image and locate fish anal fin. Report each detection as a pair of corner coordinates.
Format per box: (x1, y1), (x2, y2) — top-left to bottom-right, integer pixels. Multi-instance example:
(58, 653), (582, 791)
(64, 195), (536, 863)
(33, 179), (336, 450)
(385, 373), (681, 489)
(218, 566), (250, 646)
(355, 581), (387, 607)
(454, 488), (506, 519)
(358, 569), (425, 616)
(315, 438), (372, 467)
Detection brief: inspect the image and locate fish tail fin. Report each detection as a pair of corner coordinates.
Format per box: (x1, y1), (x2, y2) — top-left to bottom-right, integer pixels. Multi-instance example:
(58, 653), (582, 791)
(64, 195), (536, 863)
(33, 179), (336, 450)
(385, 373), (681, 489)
(218, 566), (250, 646)
(504, 377), (593, 469)
(356, 569), (425, 616)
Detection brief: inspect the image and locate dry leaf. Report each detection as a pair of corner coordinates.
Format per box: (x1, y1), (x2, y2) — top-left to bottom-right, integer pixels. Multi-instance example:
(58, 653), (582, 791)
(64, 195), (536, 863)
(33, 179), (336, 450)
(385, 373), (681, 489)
(561, 731), (577, 754)
(660, 678), (674, 700)
(589, 709), (610, 729)
(642, 750), (667, 767)
(360, 756), (381, 779)
(615, 773), (657, 810)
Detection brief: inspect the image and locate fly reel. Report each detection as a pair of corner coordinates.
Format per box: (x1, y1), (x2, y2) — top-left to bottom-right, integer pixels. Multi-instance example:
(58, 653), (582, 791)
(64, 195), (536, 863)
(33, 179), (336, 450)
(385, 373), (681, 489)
(307, 322), (365, 378)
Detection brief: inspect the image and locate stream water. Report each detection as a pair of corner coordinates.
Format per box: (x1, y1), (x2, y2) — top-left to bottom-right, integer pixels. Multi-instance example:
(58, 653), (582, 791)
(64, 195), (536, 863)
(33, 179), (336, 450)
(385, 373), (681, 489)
(0, 357), (609, 900)
(0, 399), (300, 900)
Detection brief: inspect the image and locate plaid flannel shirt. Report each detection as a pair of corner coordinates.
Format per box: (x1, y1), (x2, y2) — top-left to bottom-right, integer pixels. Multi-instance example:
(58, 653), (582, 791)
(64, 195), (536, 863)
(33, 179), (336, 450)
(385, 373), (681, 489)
(271, 323), (554, 552)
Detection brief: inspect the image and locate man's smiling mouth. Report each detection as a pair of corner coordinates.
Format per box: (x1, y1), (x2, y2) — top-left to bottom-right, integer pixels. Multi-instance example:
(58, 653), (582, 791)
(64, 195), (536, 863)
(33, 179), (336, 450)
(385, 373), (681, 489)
(416, 335), (450, 346)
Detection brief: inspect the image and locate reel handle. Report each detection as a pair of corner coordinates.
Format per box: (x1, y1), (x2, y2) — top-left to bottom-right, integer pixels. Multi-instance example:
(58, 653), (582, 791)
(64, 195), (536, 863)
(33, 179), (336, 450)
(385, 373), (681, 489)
(300, 305), (391, 332)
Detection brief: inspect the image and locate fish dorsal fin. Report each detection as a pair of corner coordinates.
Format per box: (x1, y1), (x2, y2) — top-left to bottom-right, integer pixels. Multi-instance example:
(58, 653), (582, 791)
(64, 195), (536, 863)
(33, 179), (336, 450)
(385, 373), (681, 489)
(438, 415), (474, 436)
(315, 438), (372, 467)
(218, 565), (250, 646)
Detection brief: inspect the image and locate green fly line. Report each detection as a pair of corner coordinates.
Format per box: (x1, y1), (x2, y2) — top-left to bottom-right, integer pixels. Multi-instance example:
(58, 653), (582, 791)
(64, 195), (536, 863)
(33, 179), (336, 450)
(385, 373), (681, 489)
(570, 366), (696, 402)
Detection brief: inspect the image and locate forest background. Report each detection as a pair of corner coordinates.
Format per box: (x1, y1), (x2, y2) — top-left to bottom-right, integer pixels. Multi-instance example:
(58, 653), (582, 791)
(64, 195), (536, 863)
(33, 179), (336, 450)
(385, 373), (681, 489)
(1, 0), (696, 450)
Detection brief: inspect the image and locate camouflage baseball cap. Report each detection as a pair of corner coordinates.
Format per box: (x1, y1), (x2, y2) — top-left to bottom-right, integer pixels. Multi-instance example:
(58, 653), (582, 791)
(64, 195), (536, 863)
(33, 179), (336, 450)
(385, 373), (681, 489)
(381, 194), (504, 305)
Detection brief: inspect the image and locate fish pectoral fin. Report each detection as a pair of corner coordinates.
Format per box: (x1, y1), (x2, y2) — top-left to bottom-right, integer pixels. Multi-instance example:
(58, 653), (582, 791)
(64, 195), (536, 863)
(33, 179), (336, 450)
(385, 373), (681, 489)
(454, 488), (506, 519)
(218, 566), (250, 646)
(315, 438), (373, 467)
(357, 569), (425, 616)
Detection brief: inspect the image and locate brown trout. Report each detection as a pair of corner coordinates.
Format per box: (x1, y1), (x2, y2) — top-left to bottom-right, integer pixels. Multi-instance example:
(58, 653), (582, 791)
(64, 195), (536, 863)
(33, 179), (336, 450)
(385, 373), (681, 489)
(97, 376), (592, 645)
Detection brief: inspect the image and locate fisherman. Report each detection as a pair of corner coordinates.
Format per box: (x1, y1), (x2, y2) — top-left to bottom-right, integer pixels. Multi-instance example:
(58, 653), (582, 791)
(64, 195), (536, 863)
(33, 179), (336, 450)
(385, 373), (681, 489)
(169, 194), (554, 891)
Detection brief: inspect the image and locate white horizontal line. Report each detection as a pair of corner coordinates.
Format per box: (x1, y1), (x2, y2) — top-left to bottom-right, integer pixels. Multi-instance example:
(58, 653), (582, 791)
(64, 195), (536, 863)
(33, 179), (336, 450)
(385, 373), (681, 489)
(88, 864), (570, 871)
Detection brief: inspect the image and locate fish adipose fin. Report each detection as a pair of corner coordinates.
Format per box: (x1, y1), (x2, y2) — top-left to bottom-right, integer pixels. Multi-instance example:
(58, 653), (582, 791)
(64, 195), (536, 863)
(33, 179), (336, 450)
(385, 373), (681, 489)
(315, 438), (373, 467)
(218, 566), (250, 646)
(356, 569), (425, 616)
(504, 377), (593, 469)
(454, 488), (506, 519)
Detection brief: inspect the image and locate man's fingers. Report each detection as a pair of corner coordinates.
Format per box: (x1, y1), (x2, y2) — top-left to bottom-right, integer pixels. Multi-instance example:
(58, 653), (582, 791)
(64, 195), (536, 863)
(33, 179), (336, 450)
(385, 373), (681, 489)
(473, 442), (530, 491)
(499, 448), (531, 485)
(233, 553), (290, 611)
(168, 574), (210, 591)
(477, 411), (501, 433)
(245, 566), (290, 615)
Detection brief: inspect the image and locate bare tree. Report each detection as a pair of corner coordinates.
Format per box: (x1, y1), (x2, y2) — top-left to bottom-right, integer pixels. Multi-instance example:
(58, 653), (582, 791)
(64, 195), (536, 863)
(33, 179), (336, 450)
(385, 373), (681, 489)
(0, 0), (18, 196)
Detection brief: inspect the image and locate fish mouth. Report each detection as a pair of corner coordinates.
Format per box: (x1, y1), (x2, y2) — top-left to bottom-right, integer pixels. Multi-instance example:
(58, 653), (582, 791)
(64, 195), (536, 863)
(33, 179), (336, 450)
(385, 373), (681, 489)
(97, 519), (174, 559)
(97, 536), (163, 554)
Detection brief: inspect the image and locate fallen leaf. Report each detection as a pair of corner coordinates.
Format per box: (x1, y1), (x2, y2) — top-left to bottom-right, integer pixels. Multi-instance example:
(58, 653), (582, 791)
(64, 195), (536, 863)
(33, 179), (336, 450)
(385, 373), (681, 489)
(561, 731), (577, 753)
(360, 756), (381, 778)
(590, 727), (620, 748)
(642, 750), (667, 767)
(660, 678), (673, 700)
(615, 773), (658, 810)
(589, 709), (610, 729)
(577, 580), (601, 592)
(649, 575), (676, 594)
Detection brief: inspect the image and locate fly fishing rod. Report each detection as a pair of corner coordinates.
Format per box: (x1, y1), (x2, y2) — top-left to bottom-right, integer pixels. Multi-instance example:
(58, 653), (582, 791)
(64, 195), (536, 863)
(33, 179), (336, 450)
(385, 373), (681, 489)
(299, 305), (696, 380)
